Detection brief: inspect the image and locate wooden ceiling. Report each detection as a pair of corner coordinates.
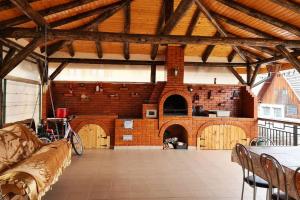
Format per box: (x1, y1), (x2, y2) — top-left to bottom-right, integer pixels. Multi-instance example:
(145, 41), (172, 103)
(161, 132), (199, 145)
(0, 0), (299, 84)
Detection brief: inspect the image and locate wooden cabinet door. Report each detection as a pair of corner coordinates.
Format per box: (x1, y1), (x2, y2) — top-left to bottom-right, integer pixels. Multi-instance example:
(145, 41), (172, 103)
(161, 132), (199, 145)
(197, 124), (248, 150)
(78, 124), (110, 149)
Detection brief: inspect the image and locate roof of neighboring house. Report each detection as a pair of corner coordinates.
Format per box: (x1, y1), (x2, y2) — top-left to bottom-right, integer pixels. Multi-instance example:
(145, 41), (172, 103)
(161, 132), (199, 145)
(282, 70), (300, 100)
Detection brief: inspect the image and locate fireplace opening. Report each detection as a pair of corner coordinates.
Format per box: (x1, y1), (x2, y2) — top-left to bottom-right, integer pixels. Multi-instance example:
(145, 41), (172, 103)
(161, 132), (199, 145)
(163, 124), (188, 149)
(163, 95), (187, 115)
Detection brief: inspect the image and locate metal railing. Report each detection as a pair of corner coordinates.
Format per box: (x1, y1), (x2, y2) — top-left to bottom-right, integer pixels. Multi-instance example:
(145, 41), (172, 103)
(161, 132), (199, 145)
(258, 118), (300, 146)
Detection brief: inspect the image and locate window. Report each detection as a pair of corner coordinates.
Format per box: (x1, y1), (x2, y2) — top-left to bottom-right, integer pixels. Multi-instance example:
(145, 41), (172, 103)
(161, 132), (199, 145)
(274, 108), (283, 118)
(262, 107), (271, 116)
(286, 105), (298, 116)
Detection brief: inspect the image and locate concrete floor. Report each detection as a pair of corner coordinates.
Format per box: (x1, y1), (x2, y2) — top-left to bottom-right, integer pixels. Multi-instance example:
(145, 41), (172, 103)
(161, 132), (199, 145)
(44, 150), (266, 200)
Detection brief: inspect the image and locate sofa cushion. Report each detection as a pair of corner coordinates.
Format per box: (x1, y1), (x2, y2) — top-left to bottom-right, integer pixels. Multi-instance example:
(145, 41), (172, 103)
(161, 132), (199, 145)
(0, 124), (43, 173)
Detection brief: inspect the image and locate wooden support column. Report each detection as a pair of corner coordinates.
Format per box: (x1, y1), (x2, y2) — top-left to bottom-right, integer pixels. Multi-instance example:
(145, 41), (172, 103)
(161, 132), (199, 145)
(0, 37), (44, 78)
(276, 45), (300, 73)
(66, 43), (75, 57)
(0, 44), (3, 127)
(250, 64), (261, 87)
(123, 3), (130, 60)
(246, 63), (252, 85)
(150, 63), (156, 83)
(227, 50), (236, 62)
(37, 60), (48, 84)
(227, 66), (246, 85)
(49, 62), (68, 80)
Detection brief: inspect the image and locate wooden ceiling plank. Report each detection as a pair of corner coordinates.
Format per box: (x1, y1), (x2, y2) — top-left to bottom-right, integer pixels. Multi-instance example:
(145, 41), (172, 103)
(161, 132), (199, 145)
(0, 37), (44, 78)
(48, 1), (122, 28)
(0, 0), (97, 27)
(49, 62), (68, 80)
(276, 45), (300, 73)
(47, 57), (248, 67)
(8, 0), (47, 27)
(216, 0), (300, 37)
(151, 0), (194, 60)
(0, 0), (39, 12)
(227, 66), (246, 85)
(123, 3), (130, 60)
(151, 0), (167, 60)
(4, 28), (300, 48)
(2, 48), (16, 66)
(269, 0), (300, 14)
(44, 0), (131, 56)
(194, 0), (248, 62)
(183, 7), (201, 49)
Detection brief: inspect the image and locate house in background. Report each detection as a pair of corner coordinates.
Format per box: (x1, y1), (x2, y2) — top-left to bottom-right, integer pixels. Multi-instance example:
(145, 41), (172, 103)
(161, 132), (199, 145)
(258, 68), (300, 120)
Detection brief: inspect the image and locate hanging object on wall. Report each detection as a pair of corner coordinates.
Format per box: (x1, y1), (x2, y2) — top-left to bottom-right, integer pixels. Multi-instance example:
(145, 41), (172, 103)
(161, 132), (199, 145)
(131, 92), (140, 97)
(231, 90), (240, 100)
(80, 93), (90, 101)
(214, 78), (217, 84)
(109, 93), (119, 99)
(188, 86), (193, 92)
(173, 67), (179, 76)
(95, 83), (103, 93)
(208, 90), (213, 99)
(193, 93), (200, 103)
(120, 83), (128, 90)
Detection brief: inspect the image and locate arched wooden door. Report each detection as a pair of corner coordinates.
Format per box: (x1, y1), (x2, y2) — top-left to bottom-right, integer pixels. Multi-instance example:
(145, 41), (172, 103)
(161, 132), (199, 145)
(197, 124), (249, 150)
(78, 124), (110, 149)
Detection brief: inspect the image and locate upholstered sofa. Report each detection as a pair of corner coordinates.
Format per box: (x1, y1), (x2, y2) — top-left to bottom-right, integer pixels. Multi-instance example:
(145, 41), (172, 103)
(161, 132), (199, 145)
(0, 124), (71, 200)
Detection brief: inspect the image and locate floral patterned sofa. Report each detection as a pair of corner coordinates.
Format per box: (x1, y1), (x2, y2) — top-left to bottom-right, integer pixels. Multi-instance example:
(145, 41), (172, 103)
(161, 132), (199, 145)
(0, 124), (71, 200)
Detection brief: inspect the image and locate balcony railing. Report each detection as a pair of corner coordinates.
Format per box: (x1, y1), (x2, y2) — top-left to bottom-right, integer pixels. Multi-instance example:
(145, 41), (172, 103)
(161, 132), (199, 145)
(258, 118), (300, 146)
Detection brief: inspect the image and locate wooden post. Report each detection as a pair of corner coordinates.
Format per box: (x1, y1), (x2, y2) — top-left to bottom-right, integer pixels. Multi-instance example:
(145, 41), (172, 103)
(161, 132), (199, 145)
(151, 63), (156, 83)
(0, 44), (3, 127)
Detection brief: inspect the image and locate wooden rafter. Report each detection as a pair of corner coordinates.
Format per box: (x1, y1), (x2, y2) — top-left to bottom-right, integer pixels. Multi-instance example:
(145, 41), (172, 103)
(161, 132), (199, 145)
(151, 63), (156, 83)
(276, 45), (300, 73)
(49, 62), (68, 80)
(202, 32), (220, 62)
(194, 0), (248, 62)
(0, 37), (44, 78)
(66, 43), (75, 57)
(249, 64), (261, 87)
(44, 0), (130, 56)
(227, 50), (236, 63)
(227, 66), (246, 85)
(48, 57), (247, 67)
(253, 50), (300, 66)
(216, 0), (300, 37)
(4, 28), (300, 48)
(151, 0), (167, 60)
(184, 7), (201, 40)
(269, 0), (300, 14)
(123, 3), (130, 60)
(0, 0), (97, 27)
(2, 48), (16, 66)
(94, 25), (103, 59)
(9, 0), (47, 27)
(151, 0), (194, 60)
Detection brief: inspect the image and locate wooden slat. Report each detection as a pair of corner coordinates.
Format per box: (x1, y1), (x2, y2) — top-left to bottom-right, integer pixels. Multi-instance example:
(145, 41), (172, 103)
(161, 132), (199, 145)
(9, 0), (47, 27)
(216, 0), (300, 37)
(269, 0), (300, 14)
(49, 62), (68, 80)
(0, 37), (43, 78)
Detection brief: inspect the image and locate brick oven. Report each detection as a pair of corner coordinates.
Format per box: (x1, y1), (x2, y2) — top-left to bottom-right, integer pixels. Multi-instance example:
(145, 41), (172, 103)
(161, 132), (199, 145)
(47, 46), (258, 150)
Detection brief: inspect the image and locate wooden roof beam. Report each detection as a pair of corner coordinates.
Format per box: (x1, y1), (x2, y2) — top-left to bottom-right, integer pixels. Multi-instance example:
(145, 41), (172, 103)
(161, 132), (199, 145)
(9, 0), (47, 27)
(194, 0), (248, 62)
(269, 0), (300, 14)
(151, 0), (167, 60)
(47, 57), (247, 67)
(216, 0), (300, 37)
(276, 45), (300, 73)
(0, 0), (39, 12)
(252, 50), (300, 65)
(2, 48), (16, 66)
(43, 0), (131, 56)
(249, 64), (261, 87)
(3, 28), (300, 48)
(0, 37), (44, 78)
(151, 0), (194, 60)
(227, 66), (246, 85)
(66, 43), (75, 57)
(227, 50), (236, 62)
(183, 7), (201, 49)
(202, 33), (220, 62)
(49, 62), (68, 80)
(123, 3), (130, 60)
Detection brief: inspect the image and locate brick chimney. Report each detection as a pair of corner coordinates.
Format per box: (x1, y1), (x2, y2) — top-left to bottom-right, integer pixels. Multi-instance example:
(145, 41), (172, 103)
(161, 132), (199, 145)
(166, 46), (184, 85)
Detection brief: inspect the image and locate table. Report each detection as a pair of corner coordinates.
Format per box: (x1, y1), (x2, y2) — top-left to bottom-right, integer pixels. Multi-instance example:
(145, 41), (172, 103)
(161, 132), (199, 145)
(232, 146), (300, 199)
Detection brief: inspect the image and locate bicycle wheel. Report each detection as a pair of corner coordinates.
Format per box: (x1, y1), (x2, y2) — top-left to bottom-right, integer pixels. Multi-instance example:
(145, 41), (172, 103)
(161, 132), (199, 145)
(70, 131), (83, 156)
(39, 137), (52, 144)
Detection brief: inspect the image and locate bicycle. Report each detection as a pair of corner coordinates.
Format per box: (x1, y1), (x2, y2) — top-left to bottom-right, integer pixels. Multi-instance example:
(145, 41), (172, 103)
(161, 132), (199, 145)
(39, 115), (83, 156)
